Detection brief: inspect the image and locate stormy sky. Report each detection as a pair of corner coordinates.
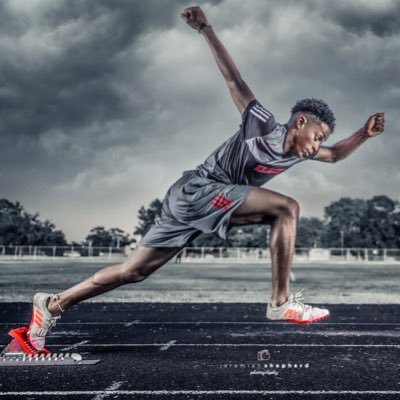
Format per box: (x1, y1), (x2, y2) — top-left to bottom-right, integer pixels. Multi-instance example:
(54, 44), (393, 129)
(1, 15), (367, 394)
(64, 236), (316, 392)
(1, 0), (399, 242)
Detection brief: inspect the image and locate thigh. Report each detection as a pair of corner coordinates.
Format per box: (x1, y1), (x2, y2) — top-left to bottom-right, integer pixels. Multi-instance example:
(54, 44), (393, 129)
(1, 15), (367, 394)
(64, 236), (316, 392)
(123, 245), (183, 277)
(229, 187), (295, 226)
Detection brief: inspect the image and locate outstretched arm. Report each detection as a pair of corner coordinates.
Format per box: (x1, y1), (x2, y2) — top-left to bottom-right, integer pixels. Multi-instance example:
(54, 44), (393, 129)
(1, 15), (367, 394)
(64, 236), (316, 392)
(181, 6), (255, 115)
(314, 112), (385, 163)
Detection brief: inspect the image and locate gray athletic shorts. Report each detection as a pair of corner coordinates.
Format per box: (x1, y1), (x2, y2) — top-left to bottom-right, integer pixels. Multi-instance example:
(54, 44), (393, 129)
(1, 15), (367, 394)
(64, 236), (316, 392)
(140, 170), (252, 247)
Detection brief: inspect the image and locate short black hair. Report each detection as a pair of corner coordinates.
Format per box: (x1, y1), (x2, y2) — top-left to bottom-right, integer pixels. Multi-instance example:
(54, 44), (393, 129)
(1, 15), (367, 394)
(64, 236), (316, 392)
(291, 98), (336, 133)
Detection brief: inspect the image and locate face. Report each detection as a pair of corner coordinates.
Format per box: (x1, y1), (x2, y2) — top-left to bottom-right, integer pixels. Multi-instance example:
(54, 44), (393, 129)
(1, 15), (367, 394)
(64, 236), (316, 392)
(293, 117), (331, 158)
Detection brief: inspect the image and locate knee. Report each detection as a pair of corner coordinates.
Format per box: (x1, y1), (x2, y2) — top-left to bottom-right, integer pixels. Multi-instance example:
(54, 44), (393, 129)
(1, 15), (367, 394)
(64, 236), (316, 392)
(122, 270), (148, 284)
(120, 263), (149, 284)
(119, 254), (165, 283)
(277, 197), (300, 220)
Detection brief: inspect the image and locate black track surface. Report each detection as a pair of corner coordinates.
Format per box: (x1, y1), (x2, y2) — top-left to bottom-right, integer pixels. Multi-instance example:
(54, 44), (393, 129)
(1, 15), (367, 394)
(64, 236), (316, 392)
(1, 303), (400, 399)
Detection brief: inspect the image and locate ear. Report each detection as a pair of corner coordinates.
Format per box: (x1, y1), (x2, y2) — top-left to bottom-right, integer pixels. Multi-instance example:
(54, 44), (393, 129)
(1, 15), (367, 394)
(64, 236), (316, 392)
(295, 114), (307, 129)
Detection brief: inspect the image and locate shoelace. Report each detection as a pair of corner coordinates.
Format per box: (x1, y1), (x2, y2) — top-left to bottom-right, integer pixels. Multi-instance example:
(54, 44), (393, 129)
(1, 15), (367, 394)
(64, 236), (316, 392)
(47, 315), (61, 332)
(292, 289), (311, 312)
(50, 293), (65, 313)
(42, 293), (63, 332)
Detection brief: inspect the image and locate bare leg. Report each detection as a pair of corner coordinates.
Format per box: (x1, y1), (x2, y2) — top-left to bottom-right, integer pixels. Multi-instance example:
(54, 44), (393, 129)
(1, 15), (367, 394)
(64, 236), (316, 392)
(47, 245), (182, 316)
(229, 187), (299, 307)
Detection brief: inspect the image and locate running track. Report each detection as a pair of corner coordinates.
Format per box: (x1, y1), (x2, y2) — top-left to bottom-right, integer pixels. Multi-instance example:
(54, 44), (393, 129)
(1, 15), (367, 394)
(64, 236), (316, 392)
(0, 261), (399, 399)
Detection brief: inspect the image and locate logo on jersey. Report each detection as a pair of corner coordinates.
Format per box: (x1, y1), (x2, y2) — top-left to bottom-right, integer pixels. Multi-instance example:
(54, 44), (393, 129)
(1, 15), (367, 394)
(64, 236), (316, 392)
(250, 105), (272, 123)
(254, 165), (285, 174)
(210, 194), (233, 211)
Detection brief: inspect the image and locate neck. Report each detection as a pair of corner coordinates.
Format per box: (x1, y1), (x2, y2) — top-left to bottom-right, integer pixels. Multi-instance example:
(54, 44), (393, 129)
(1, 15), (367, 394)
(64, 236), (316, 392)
(284, 126), (296, 156)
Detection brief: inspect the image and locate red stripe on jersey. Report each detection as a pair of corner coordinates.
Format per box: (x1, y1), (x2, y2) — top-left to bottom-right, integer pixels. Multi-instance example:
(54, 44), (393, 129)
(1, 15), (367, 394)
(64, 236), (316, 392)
(254, 165), (285, 174)
(210, 194), (233, 211)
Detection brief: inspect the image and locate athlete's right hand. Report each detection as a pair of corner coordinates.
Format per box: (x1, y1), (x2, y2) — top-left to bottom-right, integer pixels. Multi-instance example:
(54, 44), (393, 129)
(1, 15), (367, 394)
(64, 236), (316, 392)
(181, 6), (209, 30)
(363, 112), (385, 138)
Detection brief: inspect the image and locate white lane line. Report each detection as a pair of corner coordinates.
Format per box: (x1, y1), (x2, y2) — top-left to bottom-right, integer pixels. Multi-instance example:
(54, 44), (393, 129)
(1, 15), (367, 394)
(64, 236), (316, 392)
(159, 340), (177, 350)
(123, 320), (140, 327)
(1, 390), (400, 396)
(3, 322), (400, 326)
(92, 382), (125, 400)
(59, 340), (90, 352)
(40, 343), (400, 348)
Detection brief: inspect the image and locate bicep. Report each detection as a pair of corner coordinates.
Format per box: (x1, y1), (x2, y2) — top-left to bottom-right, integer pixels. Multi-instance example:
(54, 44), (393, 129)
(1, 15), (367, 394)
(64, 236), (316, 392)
(227, 79), (256, 115)
(313, 146), (336, 163)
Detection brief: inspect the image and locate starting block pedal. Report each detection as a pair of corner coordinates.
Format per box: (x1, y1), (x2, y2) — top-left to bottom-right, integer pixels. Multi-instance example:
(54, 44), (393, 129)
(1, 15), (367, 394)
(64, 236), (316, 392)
(0, 327), (100, 366)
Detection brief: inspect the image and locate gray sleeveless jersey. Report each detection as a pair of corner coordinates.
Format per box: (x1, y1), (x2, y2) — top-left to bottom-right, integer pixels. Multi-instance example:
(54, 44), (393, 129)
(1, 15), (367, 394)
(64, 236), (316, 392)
(196, 99), (309, 186)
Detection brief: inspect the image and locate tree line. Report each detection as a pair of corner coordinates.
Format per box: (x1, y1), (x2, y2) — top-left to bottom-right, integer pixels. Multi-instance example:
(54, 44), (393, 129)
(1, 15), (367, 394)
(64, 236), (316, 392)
(1, 195), (399, 248)
(0, 199), (130, 247)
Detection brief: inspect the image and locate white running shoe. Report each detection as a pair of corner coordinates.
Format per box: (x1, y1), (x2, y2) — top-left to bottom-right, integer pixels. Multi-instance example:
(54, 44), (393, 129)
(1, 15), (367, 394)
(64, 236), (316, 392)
(266, 290), (330, 324)
(28, 293), (61, 351)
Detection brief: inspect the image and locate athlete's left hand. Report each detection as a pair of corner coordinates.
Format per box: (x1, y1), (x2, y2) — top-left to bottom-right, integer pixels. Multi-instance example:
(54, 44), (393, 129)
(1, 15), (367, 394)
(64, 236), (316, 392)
(363, 112), (385, 138)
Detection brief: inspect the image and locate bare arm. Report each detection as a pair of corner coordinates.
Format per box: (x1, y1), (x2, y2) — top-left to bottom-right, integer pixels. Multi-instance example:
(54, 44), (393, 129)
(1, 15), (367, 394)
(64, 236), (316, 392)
(314, 112), (385, 163)
(181, 6), (255, 115)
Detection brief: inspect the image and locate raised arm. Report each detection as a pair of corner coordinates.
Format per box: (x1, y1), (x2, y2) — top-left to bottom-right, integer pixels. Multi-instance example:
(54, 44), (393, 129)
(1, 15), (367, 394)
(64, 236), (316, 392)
(314, 112), (385, 163)
(181, 6), (255, 115)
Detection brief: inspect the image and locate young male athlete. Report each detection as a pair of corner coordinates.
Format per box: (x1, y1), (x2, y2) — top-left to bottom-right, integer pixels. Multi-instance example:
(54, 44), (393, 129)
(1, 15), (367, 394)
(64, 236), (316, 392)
(11, 6), (385, 354)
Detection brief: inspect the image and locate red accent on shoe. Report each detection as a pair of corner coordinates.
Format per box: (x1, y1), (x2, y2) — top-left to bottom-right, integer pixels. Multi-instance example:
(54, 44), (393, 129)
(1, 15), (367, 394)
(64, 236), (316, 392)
(34, 312), (43, 324)
(8, 327), (51, 355)
(29, 313), (35, 329)
(283, 309), (302, 320)
(287, 313), (330, 325)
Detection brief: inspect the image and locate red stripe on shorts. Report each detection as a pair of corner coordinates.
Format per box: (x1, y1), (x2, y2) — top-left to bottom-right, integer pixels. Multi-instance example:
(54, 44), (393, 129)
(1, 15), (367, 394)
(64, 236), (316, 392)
(210, 194), (233, 211)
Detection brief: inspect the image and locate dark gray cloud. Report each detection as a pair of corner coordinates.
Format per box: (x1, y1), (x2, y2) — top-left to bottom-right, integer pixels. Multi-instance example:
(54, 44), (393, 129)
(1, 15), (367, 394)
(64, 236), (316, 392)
(0, 0), (398, 240)
(318, 0), (400, 37)
(0, 0), (182, 137)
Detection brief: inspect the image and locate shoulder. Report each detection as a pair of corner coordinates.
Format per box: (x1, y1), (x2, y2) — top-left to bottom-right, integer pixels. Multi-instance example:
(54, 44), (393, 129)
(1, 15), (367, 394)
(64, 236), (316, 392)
(242, 99), (273, 122)
(241, 99), (278, 139)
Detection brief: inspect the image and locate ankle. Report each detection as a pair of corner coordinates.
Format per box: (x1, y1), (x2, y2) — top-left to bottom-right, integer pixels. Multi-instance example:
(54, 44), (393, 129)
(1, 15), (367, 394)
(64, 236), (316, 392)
(46, 300), (59, 316)
(270, 295), (289, 308)
(46, 295), (65, 316)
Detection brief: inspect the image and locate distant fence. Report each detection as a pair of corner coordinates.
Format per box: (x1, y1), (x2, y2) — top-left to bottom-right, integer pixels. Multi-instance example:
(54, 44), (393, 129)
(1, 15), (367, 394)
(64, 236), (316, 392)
(183, 247), (400, 263)
(0, 245), (400, 263)
(0, 245), (126, 260)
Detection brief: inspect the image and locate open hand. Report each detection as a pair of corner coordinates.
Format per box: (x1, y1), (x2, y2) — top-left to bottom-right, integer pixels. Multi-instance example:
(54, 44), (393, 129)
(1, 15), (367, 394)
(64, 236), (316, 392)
(363, 112), (385, 137)
(181, 6), (208, 30)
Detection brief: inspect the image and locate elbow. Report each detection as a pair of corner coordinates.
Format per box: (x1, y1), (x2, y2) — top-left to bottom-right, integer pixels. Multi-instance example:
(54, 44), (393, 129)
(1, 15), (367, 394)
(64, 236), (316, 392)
(331, 147), (340, 163)
(226, 77), (244, 89)
(331, 156), (339, 164)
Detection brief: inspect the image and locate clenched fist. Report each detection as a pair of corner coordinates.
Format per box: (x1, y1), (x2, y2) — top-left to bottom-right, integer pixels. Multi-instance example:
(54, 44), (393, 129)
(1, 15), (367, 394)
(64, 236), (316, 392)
(363, 112), (385, 138)
(181, 6), (209, 30)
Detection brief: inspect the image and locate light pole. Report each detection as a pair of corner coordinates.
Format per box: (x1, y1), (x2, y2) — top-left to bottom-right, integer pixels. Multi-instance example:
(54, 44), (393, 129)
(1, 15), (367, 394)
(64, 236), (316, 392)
(340, 230), (344, 257)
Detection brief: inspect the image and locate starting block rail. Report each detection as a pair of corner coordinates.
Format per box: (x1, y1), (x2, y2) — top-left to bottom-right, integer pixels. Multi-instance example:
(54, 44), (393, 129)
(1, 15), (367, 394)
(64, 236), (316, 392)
(0, 329), (100, 366)
(0, 351), (99, 366)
